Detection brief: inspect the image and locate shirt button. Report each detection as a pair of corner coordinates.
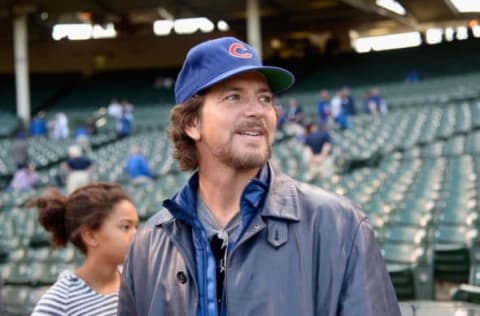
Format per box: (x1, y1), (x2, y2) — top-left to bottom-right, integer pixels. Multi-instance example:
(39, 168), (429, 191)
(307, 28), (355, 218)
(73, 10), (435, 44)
(177, 271), (187, 284)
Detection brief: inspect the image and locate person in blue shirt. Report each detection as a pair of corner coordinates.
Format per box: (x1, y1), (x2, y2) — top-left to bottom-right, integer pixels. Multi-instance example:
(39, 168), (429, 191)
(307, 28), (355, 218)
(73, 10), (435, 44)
(273, 97), (287, 130)
(366, 87), (388, 114)
(304, 123), (335, 179)
(317, 89), (330, 127)
(117, 105), (134, 139)
(340, 86), (356, 116)
(125, 145), (152, 184)
(285, 97), (304, 125)
(405, 69), (419, 83)
(29, 113), (47, 137)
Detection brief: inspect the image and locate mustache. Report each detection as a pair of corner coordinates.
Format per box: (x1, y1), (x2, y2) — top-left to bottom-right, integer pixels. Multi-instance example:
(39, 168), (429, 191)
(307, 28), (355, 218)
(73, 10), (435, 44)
(234, 120), (268, 134)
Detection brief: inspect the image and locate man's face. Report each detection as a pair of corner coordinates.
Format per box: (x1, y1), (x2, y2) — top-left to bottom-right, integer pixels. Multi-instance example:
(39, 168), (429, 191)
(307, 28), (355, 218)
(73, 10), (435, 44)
(186, 71), (276, 170)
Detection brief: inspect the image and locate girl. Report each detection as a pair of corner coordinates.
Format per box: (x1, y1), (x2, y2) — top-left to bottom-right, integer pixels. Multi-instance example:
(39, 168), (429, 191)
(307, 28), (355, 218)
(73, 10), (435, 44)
(30, 182), (138, 316)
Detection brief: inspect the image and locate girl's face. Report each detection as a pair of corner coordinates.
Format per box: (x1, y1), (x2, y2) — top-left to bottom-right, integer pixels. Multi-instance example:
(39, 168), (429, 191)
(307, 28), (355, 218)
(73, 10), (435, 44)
(90, 199), (139, 265)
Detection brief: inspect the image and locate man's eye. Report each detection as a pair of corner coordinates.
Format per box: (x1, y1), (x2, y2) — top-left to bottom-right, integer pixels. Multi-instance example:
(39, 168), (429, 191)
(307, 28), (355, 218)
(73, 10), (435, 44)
(259, 95), (272, 103)
(225, 94), (240, 101)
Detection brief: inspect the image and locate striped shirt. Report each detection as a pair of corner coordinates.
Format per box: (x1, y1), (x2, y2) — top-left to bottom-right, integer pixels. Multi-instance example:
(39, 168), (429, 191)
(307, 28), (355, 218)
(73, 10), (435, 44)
(31, 270), (118, 316)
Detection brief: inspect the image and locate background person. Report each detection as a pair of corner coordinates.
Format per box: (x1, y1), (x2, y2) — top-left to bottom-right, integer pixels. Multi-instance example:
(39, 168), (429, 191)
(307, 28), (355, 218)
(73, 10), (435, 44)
(63, 145), (94, 194)
(9, 163), (39, 191)
(304, 123), (334, 180)
(125, 145), (153, 184)
(30, 183), (138, 316)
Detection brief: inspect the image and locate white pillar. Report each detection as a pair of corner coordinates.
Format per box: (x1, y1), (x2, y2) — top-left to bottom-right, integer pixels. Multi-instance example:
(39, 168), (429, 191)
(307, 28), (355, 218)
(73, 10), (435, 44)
(13, 14), (31, 124)
(246, 0), (262, 60)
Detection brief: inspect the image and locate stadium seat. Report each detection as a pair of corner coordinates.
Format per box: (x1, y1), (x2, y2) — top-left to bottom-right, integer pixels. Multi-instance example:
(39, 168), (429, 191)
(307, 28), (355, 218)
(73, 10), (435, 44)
(0, 285), (49, 316)
(382, 242), (434, 300)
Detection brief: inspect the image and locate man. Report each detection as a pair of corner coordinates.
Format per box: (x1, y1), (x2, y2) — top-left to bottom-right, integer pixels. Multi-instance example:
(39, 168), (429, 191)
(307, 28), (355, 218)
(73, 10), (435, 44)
(285, 97), (304, 125)
(317, 89), (331, 128)
(118, 37), (400, 316)
(304, 123), (334, 180)
(125, 145), (153, 184)
(63, 145), (93, 194)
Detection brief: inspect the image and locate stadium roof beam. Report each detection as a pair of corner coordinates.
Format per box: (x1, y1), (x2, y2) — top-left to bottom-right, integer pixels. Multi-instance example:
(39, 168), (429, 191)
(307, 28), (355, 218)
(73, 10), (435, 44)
(339, 0), (420, 31)
(443, 0), (460, 16)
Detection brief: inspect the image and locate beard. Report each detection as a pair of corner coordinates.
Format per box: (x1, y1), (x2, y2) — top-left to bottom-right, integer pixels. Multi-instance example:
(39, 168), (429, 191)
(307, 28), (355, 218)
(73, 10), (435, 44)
(211, 140), (272, 169)
(202, 120), (273, 169)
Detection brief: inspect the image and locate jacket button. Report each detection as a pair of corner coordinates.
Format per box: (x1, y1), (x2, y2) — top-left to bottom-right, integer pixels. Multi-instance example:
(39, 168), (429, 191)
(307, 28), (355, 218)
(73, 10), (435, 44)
(177, 271), (187, 284)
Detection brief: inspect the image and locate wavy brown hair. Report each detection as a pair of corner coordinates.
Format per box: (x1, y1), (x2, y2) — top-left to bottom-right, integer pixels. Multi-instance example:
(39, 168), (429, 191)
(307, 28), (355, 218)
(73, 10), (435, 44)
(28, 182), (131, 254)
(167, 95), (204, 171)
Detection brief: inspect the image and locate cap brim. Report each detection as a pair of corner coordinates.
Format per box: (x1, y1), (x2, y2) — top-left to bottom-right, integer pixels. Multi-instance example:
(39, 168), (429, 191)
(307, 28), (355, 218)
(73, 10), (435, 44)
(198, 65), (295, 95)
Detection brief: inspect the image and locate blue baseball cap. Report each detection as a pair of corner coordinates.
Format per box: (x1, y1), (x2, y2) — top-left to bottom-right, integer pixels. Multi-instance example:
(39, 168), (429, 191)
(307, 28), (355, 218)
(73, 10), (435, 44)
(174, 37), (295, 104)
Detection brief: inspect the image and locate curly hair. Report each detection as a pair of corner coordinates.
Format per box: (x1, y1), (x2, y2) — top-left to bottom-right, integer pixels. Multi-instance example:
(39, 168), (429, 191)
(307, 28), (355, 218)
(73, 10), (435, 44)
(28, 182), (131, 254)
(167, 95), (204, 171)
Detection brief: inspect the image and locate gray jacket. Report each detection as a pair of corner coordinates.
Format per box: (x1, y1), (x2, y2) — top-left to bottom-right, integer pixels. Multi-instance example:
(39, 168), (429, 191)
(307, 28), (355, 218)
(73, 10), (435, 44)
(118, 170), (400, 316)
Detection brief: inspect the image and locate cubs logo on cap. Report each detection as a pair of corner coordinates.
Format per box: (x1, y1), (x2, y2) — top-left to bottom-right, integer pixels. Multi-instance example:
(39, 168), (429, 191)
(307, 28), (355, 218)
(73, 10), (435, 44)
(174, 36), (295, 104)
(228, 43), (253, 59)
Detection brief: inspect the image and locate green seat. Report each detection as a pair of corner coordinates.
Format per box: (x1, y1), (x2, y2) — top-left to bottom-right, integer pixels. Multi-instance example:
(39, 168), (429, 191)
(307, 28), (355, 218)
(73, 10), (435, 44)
(382, 243), (434, 300)
(0, 240), (9, 264)
(387, 210), (432, 227)
(434, 243), (470, 283)
(435, 225), (469, 245)
(1, 285), (29, 315)
(379, 226), (432, 245)
(451, 237), (480, 303)
(29, 224), (51, 248)
(1, 285), (49, 315)
(3, 262), (59, 286)
(434, 225), (471, 282)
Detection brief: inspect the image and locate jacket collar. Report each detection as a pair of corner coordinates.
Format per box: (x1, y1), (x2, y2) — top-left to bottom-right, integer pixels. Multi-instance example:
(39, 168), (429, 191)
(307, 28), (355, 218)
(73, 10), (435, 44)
(158, 162), (301, 226)
(160, 172), (199, 226)
(261, 164), (301, 222)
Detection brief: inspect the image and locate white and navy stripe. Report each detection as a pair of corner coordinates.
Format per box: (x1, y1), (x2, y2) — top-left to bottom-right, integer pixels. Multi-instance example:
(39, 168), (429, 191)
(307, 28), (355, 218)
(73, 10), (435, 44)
(31, 270), (118, 316)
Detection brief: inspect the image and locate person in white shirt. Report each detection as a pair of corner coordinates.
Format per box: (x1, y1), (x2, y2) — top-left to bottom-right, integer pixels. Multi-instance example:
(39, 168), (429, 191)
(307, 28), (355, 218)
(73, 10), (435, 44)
(107, 98), (123, 120)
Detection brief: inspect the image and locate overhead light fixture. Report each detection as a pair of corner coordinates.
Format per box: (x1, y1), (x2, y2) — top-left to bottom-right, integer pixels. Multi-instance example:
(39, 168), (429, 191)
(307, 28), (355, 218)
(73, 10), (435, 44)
(426, 28), (443, 45)
(270, 38), (282, 49)
(448, 0), (480, 13)
(92, 23), (117, 39)
(472, 25), (480, 38)
(445, 27), (455, 41)
(40, 12), (48, 21)
(174, 17), (214, 34)
(352, 32), (421, 53)
(376, 0), (406, 15)
(52, 23), (117, 40)
(217, 20), (230, 32)
(52, 24), (92, 40)
(153, 17), (216, 35)
(456, 26), (468, 40)
(153, 20), (174, 36)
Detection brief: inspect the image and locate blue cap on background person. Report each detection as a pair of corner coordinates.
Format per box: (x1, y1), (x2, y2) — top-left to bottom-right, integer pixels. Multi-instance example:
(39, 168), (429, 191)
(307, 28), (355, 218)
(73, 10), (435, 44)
(174, 36), (295, 104)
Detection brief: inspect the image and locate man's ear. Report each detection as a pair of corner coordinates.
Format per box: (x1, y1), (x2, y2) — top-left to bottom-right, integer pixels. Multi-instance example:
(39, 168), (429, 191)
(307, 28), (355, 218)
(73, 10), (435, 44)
(184, 117), (201, 141)
(80, 228), (99, 248)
